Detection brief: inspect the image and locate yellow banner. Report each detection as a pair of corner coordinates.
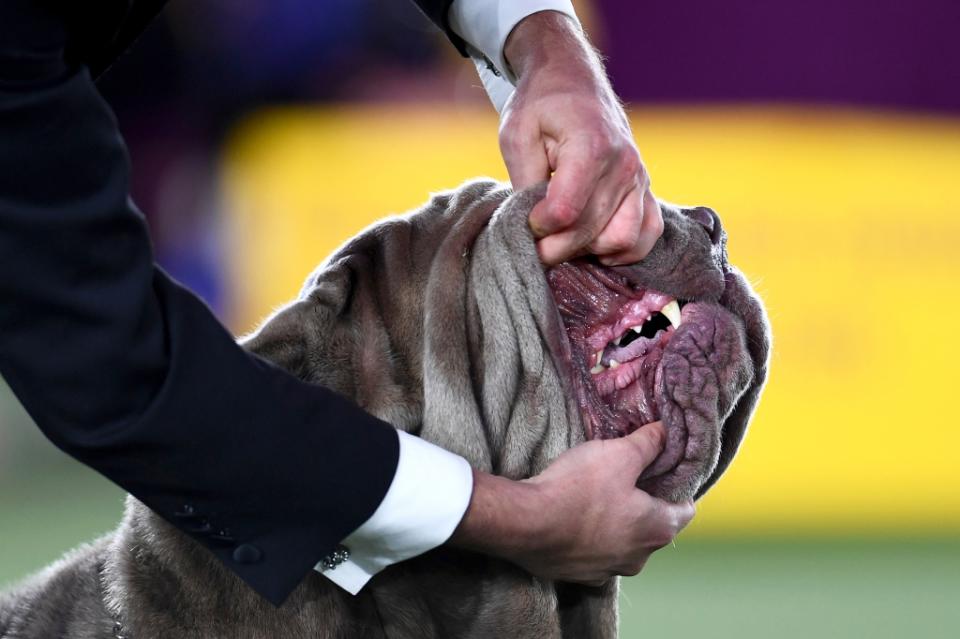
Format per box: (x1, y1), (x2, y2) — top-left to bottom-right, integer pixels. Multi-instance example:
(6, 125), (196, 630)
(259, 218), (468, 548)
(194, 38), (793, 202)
(221, 105), (960, 536)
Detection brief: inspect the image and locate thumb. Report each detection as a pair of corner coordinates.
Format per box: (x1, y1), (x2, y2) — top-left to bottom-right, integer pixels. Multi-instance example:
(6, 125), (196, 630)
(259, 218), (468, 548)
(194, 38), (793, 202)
(502, 139), (552, 239)
(500, 119), (551, 194)
(621, 421), (666, 473)
(498, 116), (552, 239)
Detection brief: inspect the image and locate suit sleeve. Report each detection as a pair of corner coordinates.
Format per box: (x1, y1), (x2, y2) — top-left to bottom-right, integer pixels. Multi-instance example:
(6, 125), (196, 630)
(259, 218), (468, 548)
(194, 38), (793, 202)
(0, 2), (399, 606)
(71, 1), (464, 80)
(410, 0), (469, 55)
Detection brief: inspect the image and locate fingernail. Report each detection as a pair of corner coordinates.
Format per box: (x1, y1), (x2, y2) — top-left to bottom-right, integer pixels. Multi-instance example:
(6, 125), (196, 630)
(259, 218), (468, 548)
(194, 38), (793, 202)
(647, 422), (665, 445)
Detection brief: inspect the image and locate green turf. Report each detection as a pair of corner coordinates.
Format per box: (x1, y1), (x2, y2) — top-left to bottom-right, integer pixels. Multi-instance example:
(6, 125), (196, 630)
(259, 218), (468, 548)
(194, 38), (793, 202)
(0, 463), (125, 587)
(619, 538), (959, 638)
(2, 381), (957, 637)
(2, 463), (956, 638)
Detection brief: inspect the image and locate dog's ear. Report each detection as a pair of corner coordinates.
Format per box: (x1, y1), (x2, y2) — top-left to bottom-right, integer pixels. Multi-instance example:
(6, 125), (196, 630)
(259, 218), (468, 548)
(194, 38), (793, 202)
(240, 300), (315, 379)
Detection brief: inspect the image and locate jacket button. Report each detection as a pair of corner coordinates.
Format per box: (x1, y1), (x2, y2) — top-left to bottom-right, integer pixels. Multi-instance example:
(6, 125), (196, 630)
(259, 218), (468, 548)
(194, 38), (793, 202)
(232, 544), (263, 564)
(173, 504), (197, 519)
(210, 529), (236, 545)
(186, 519), (212, 534)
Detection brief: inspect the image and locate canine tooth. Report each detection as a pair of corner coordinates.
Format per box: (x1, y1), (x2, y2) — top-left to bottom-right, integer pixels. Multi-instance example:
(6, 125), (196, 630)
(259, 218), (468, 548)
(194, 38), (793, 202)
(613, 335), (623, 346)
(630, 325), (644, 334)
(661, 300), (682, 328)
(590, 364), (605, 375)
(594, 351), (603, 367)
(608, 359), (620, 369)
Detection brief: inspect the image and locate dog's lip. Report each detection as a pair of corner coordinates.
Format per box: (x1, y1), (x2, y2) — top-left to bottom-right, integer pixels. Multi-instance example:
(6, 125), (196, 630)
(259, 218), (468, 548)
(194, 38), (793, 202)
(545, 259), (730, 466)
(637, 302), (703, 481)
(589, 326), (675, 397)
(592, 302), (703, 481)
(582, 289), (676, 355)
(551, 293), (718, 486)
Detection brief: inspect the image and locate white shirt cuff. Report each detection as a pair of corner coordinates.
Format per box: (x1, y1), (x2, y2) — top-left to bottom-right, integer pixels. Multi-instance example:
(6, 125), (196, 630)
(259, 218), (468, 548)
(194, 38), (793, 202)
(315, 430), (474, 595)
(449, 0), (581, 111)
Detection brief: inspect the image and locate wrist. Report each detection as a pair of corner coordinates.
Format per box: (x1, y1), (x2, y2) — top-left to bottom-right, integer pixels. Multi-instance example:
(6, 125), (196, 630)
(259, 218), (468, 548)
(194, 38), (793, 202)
(448, 469), (552, 562)
(503, 10), (593, 81)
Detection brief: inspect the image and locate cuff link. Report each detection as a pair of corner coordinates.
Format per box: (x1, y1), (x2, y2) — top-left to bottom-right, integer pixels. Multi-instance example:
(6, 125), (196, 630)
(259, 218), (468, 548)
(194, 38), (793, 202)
(482, 55), (501, 77)
(173, 504), (198, 519)
(319, 544), (351, 571)
(209, 528), (236, 544)
(232, 543), (263, 565)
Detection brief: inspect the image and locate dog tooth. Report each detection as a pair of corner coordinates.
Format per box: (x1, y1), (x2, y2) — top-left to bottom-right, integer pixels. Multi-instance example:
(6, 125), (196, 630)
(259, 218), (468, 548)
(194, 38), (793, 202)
(613, 334), (623, 346)
(590, 364), (605, 375)
(594, 351), (603, 367)
(630, 325), (644, 334)
(661, 300), (682, 328)
(608, 359), (620, 369)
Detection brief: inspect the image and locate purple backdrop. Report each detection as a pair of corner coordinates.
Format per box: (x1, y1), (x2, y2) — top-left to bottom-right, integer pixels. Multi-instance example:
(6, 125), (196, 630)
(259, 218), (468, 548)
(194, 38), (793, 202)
(600, 0), (960, 112)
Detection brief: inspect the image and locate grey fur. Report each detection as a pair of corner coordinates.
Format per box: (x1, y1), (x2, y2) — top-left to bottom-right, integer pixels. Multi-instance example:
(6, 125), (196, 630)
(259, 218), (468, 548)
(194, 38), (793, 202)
(0, 180), (769, 638)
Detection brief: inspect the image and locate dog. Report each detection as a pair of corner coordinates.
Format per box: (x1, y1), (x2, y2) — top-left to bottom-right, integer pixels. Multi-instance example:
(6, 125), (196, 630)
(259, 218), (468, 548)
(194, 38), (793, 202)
(0, 180), (770, 638)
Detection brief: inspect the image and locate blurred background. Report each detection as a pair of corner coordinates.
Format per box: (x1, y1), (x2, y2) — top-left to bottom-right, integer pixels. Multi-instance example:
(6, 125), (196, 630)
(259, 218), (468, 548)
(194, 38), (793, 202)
(2, 0), (959, 636)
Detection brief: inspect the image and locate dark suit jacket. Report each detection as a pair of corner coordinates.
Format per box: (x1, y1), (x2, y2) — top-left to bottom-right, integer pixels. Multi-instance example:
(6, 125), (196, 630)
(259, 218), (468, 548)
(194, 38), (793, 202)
(0, 0), (459, 606)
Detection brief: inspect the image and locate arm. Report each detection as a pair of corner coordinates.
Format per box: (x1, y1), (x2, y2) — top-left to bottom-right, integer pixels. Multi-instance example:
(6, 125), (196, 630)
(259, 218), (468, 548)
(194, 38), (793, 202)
(0, 1), (400, 606)
(501, 11), (664, 266)
(3, 1), (689, 599)
(435, 2), (664, 266)
(452, 422), (695, 584)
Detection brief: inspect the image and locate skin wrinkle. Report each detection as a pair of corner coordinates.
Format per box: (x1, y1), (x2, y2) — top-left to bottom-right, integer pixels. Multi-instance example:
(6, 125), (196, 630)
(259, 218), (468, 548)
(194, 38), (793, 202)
(465, 281), (500, 467)
(549, 201), (766, 502)
(0, 180), (770, 639)
(658, 359), (701, 480)
(665, 310), (745, 495)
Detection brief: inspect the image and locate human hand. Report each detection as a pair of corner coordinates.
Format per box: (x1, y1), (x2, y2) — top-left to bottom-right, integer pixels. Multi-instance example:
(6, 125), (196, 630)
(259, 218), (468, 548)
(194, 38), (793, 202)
(499, 11), (663, 267)
(450, 422), (695, 585)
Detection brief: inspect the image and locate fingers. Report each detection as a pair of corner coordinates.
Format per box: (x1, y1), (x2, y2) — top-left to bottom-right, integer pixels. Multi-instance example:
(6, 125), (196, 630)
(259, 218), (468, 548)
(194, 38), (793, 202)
(612, 499), (694, 578)
(588, 185), (643, 258)
(582, 578), (613, 588)
(637, 189), (665, 261)
(620, 421), (666, 472)
(528, 138), (606, 240)
(628, 497), (696, 554)
(532, 138), (642, 264)
(645, 499), (696, 552)
(597, 188), (664, 266)
(674, 500), (696, 531)
(536, 164), (639, 264)
(616, 556), (651, 578)
(499, 115), (552, 193)
(527, 140), (663, 266)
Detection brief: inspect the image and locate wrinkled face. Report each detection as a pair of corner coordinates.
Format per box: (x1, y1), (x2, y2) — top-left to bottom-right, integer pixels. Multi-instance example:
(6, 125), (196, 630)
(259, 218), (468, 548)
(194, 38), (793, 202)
(546, 204), (767, 501)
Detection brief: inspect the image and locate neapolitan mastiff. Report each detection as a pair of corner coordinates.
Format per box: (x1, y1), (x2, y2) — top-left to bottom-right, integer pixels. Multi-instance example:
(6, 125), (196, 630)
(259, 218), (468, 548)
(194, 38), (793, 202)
(0, 180), (770, 638)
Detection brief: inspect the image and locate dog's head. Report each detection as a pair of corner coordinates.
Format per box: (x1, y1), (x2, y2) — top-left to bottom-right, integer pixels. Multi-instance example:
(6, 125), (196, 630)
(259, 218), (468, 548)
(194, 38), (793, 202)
(244, 181), (769, 503)
(544, 203), (770, 501)
(87, 181), (769, 639)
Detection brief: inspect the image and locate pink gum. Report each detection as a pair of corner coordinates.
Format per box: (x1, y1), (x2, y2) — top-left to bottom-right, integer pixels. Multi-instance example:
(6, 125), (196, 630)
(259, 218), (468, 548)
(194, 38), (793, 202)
(586, 290), (675, 352)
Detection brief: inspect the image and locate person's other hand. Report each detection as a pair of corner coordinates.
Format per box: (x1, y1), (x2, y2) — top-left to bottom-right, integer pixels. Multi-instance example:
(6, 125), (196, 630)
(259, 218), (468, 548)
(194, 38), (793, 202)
(515, 421), (695, 584)
(499, 11), (663, 267)
(451, 422), (695, 585)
